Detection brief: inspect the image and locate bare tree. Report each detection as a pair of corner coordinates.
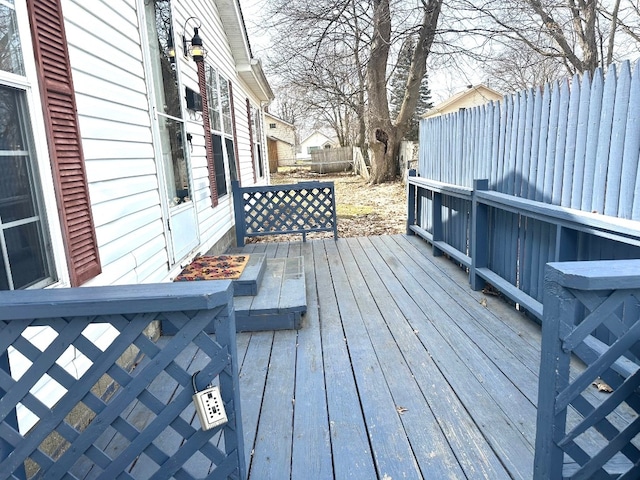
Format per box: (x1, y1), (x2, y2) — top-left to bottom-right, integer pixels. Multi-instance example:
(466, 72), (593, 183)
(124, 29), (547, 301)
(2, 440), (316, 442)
(484, 44), (567, 93)
(261, 0), (371, 156)
(447, 0), (640, 85)
(368, 0), (442, 183)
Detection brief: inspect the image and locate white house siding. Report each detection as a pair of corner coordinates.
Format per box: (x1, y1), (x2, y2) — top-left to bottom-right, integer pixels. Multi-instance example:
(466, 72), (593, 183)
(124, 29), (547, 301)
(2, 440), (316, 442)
(63, 0), (169, 286)
(175, 0), (270, 256)
(11, 0), (169, 434)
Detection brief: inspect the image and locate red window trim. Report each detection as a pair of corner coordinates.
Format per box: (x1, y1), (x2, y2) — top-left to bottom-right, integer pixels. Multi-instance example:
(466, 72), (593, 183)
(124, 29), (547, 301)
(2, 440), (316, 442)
(26, 0), (101, 286)
(199, 62), (218, 207)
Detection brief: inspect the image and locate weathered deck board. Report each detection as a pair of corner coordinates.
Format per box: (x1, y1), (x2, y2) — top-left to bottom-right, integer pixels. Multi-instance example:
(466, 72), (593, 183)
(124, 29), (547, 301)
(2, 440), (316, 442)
(90, 235), (556, 479)
(290, 241), (332, 478)
(312, 240), (379, 479)
(358, 236), (535, 478)
(343, 237), (510, 479)
(232, 235), (544, 479)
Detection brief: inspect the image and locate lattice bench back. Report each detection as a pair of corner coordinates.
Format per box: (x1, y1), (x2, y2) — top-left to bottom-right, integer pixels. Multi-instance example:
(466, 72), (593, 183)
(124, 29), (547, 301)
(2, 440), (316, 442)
(0, 282), (245, 480)
(232, 180), (338, 246)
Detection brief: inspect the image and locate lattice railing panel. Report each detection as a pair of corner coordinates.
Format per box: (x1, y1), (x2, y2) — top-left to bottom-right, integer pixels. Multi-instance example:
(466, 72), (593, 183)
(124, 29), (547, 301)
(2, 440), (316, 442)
(0, 282), (244, 480)
(232, 181), (338, 245)
(535, 261), (640, 479)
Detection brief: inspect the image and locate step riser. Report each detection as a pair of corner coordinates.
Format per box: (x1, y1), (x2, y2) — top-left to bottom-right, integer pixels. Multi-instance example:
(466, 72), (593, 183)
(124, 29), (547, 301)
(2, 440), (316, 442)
(232, 253), (267, 296)
(160, 311), (303, 335)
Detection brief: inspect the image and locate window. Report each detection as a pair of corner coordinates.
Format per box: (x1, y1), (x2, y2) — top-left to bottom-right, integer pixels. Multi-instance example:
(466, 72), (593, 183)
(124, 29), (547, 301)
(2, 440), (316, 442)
(206, 65), (237, 196)
(0, 3), (55, 290)
(269, 123), (276, 129)
(252, 107), (265, 178)
(145, 0), (190, 206)
(308, 146), (320, 154)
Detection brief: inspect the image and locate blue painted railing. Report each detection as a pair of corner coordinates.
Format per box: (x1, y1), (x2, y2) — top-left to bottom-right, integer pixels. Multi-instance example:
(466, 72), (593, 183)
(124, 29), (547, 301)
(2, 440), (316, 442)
(535, 260), (640, 479)
(407, 170), (640, 322)
(232, 180), (338, 247)
(0, 282), (245, 479)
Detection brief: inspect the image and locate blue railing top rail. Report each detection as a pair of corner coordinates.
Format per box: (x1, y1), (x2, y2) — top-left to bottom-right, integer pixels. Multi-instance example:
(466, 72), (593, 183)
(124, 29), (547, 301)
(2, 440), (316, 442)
(407, 172), (473, 199)
(0, 281), (233, 321)
(408, 171), (640, 248)
(407, 170), (640, 323)
(546, 259), (640, 290)
(476, 190), (640, 248)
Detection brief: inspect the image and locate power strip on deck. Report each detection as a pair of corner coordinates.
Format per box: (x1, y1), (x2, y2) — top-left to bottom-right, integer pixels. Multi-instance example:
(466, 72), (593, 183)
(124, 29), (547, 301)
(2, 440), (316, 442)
(193, 385), (228, 431)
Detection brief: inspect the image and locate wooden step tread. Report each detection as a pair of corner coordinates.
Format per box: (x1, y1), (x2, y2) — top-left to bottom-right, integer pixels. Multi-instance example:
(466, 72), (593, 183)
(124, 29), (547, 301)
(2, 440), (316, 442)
(235, 257), (306, 332)
(233, 253), (267, 296)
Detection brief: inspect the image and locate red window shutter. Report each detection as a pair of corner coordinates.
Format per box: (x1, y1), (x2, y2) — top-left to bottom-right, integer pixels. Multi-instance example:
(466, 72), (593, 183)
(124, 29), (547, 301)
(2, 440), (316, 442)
(246, 99), (256, 183)
(227, 82), (241, 185)
(198, 62), (218, 207)
(26, 0), (101, 286)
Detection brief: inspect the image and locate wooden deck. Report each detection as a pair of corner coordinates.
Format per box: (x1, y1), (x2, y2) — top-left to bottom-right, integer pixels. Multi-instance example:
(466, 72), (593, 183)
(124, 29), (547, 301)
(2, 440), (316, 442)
(230, 234), (543, 479)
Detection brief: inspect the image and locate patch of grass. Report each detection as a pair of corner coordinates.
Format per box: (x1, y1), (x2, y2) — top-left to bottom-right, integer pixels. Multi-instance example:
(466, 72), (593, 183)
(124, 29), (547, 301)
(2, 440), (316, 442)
(337, 203), (374, 219)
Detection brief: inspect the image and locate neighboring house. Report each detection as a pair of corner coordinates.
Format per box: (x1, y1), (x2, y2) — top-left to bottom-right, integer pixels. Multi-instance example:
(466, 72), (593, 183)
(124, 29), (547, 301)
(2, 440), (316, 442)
(423, 84), (503, 118)
(298, 130), (338, 160)
(2, 0), (274, 293)
(264, 111), (296, 171)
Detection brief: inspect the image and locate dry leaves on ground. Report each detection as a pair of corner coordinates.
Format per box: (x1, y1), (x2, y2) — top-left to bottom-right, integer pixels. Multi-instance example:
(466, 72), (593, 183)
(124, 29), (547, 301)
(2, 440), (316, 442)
(247, 170), (406, 243)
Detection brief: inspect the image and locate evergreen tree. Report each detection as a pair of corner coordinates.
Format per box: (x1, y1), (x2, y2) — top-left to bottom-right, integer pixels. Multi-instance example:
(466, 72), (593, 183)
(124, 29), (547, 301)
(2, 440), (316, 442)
(389, 37), (433, 142)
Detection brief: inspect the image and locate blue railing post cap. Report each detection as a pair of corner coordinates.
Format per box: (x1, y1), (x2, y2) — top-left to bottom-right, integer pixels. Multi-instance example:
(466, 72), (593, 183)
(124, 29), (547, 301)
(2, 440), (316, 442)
(545, 259), (640, 290)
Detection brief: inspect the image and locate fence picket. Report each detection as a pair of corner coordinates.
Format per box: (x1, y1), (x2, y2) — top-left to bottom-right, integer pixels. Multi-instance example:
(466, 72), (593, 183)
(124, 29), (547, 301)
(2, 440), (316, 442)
(544, 82), (560, 204)
(562, 75), (581, 207)
(552, 80), (570, 206)
(606, 61), (631, 217)
(571, 71), (592, 209)
(581, 68), (604, 212)
(418, 61), (640, 222)
(593, 64), (618, 214)
(624, 63), (640, 220)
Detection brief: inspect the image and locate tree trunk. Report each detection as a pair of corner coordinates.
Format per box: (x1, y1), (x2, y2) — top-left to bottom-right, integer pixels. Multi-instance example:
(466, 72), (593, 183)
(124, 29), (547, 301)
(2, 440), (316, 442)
(370, 126), (399, 182)
(367, 0), (442, 183)
(367, 0), (393, 183)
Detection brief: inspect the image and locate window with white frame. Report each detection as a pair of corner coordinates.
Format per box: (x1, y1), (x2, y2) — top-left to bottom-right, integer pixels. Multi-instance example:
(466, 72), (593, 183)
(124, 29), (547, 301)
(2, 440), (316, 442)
(252, 107), (265, 178)
(206, 65), (237, 196)
(144, 0), (191, 206)
(0, 1), (55, 290)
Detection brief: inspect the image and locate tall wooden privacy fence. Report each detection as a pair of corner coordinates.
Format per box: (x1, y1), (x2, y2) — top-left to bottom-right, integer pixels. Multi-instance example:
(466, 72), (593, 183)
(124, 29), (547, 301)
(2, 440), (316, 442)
(0, 282), (245, 479)
(415, 58), (640, 479)
(419, 60), (640, 221)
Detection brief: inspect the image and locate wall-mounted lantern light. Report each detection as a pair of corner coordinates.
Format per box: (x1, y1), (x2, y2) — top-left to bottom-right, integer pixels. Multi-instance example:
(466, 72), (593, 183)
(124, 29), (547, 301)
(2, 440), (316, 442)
(182, 17), (207, 63)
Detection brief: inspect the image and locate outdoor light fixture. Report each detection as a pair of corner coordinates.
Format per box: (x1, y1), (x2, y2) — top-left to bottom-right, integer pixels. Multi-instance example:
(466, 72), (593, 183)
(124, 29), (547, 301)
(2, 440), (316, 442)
(182, 17), (207, 63)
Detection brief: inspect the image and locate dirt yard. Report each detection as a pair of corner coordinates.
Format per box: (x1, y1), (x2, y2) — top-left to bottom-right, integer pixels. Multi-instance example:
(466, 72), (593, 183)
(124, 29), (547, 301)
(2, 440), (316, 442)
(247, 169), (407, 243)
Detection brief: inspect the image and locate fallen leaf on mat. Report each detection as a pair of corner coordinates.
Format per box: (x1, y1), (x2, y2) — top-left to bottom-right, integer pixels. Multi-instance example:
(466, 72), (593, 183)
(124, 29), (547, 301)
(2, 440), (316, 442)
(480, 298), (488, 307)
(396, 406), (408, 414)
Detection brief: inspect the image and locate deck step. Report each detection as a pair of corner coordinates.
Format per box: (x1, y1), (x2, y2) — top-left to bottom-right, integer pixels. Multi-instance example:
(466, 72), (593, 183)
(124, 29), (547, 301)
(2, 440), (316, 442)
(234, 257), (306, 332)
(161, 255), (306, 335)
(233, 253), (267, 296)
